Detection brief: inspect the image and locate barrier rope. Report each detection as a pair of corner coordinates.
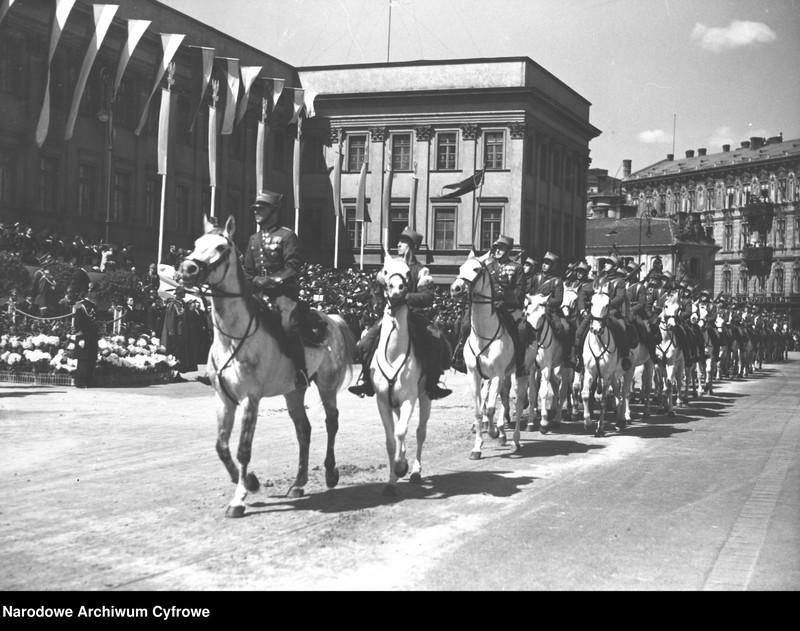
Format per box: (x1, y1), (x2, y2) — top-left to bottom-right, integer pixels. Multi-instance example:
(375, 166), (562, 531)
(9, 306), (128, 325)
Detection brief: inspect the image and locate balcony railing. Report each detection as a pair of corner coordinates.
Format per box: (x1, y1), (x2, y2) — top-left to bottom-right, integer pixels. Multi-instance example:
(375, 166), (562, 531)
(742, 245), (774, 261)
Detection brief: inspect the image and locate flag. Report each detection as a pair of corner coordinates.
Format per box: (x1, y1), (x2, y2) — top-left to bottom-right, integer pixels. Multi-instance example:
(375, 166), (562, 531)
(332, 138), (342, 217)
(303, 90), (319, 118)
(256, 120), (265, 192)
(409, 161), (419, 222)
(441, 169), (485, 199)
(135, 33), (185, 136)
(268, 77), (285, 111)
(114, 19), (150, 99)
(186, 45), (213, 132)
(157, 88), (171, 176)
(288, 88), (304, 124)
(0, 0), (17, 27)
(292, 116), (302, 231)
(236, 65), (262, 125)
(35, 0), (77, 148)
(220, 58), (239, 135)
(64, 4), (118, 142)
(208, 102), (218, 187)
(381, 162), (393, 220)
(355, 157), (370, 223)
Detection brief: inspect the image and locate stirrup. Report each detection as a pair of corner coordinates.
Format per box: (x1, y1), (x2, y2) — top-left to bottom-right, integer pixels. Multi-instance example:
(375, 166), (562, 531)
(295, 369), (310, 389)
(348, 381), (374, 398)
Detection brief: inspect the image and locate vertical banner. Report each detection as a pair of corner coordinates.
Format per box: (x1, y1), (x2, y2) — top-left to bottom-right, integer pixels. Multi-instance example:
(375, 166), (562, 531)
(332, 132), (342, 269)
(410, 160), (419, 230)
(187, 45), (214, 132)
(135, 33), (185, 136)
(35, 0), (77, 148)
(381, 161), (393, 255)
(65, 3), (118, 141)
(0, 0), (17, 28)
(208, 79), (219, 215)
(255, 104), (266, 193)
(303, 90), (318, 119)
(356, 135), (370, 270)
(293, 115), (302, 235)
(157, 88), (170, 175)
(220, 58), (239, 135)
(114, 19), (150, 99)
(236, 65), (262, 125)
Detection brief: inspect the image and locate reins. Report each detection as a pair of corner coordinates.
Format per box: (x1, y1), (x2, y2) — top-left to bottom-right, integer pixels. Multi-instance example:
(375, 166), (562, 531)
(461, 261), (506, 380)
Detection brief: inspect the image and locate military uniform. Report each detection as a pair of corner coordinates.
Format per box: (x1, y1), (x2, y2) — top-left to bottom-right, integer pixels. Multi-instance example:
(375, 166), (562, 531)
(528, 251), (566, 342)
(70, 269), (98, 388)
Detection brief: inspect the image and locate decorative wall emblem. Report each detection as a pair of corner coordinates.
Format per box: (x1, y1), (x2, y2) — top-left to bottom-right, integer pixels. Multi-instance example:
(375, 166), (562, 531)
(369, 127), (388, 142)
(414, 125), (434, 142)
(460, 123), (480, 140)
(508, 122), (525, 138)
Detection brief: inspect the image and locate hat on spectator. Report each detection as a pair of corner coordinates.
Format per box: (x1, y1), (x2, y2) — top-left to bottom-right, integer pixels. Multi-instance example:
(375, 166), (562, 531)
(543, 252), (559, 264)
(491, 235), (514, 251)
(398, 227), (423, 250)
(251, 189), (282, 209)
(70, 268), (92, 294)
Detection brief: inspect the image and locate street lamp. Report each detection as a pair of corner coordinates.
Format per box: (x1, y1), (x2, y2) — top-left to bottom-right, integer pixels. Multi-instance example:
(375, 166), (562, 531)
(97, 67), (114, 245)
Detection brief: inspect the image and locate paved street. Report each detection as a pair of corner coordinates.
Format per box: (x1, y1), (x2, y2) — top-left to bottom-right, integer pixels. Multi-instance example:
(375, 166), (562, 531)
(0, 354), (798, 591)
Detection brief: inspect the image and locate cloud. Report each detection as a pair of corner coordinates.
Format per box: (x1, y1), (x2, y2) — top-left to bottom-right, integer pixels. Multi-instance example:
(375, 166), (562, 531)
(692, 21), (777, 52)
(639, 129), (671, 144)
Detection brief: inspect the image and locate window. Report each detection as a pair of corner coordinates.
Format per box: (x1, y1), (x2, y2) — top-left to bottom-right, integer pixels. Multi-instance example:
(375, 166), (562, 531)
(0, 148), (16, 206)
(484, 131), (504, 170)
(345, 206), (363, 249)
(145, 177), (159, 228)
(347, 134), (367, 171)
(479, 207), (502, 250)
(774, 266), (785, 295)
(391, 133), (411, 171)
(39, 157), (58, 214)
(78, 165), (97, 218)
(175, 184), (189, 230)
(723, 268), (732, 294)
(436, 132), (457, 170)
(723, 222), (733, 251)
(776, 214), (786, 249)
(434, 207), (456, 250)
(389, 206), (409, 249)
(689, 258), (699, 277)
(112, 171), (131, 223)
(0, 37), (24, 96)
(741, 221), (749, 248)
(146, 92), (160, 136)
(738, 268), (748, 294)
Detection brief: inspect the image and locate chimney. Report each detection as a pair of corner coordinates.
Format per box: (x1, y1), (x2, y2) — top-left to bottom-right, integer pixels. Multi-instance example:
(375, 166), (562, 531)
(750, 136), (765, 150)
(685, 149), (695, 158)
(741, 140), (751, 149)
(622, 159), (632, 178)
(722, 144), (731, 152)
(768, 135), (783, 145)
(698, 148), (707, 156)
(667, 153), (674, 161)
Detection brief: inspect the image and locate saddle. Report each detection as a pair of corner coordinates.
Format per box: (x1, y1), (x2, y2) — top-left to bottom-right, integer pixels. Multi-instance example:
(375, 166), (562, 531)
(301, 307), (328, 347)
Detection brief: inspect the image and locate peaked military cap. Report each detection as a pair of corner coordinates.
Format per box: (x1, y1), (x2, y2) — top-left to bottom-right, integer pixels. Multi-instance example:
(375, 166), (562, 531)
(251, 189), (283, 208)
(492, 235), (514, 250)
(543, 251), (559, 264)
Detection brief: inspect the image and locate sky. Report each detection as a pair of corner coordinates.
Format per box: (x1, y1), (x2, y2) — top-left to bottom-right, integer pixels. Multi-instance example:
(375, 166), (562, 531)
(163, 0), (800, 176)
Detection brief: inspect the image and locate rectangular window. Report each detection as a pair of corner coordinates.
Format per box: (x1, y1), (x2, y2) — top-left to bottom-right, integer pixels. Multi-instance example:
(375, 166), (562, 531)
(479, 207), (503, 250)
(0, 148), (17, 206)
(345, 206), (363, 249)
(723, 223), (733, 251)
(484, 131), (504, 170)
(391, 133), (412, 171)
(145, 177), (159, 228)
(112, 171), (131, 224)
(347, 134), (367, 171)
(39, 157), (58, 214)
(389, 206), (410, 249)
(434, 207), (456, 250)
(436, 132), (457, 170)
(175, 184), (189, 230)
(78, 164), (97, 219)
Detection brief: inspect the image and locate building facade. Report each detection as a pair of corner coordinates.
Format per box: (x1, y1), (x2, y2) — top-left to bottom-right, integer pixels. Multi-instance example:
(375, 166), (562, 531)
(622, 136), (800, 322)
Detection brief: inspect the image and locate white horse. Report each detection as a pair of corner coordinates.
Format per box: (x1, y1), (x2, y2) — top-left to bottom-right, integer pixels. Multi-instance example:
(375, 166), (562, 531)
(620, 326), (654, 428)
(691, 301), (716, 395)
(371, 256), (431, 496)
(176, 216), (357, 517)
(450, 252), (523, 457)
(523, 293), (567, 434)
(558, 286), (584, 422)
(654, 291), (685, 417)
(581, 290), (625, 437)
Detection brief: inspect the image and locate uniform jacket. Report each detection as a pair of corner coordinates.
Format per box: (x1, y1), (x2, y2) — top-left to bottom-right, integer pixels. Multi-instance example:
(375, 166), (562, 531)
(72, 298), (99, 360)
(243, 226), (302, 291)
(566, 279), (594, 317)
(626, 280), (649, 319)
(530, 271), (564, 311)
(486, 257), (525, 309)
(374, 257), (434, 314)
(596, 272), (628, 318)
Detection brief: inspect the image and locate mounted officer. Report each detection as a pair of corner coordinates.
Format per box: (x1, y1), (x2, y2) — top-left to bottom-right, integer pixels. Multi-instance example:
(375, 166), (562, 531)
(572, 255), (633, 372)
(625, 259), (659, 362)
(565, 260), (594, 369)
(243, 189), (310, 390)
(348, 227), (451, 400)
(527, 250), (566, 341)
(652, 272), (694, 363)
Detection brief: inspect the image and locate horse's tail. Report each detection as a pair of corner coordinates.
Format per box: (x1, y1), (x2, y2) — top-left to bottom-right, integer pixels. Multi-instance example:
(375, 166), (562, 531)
(325, 313), (358, 392)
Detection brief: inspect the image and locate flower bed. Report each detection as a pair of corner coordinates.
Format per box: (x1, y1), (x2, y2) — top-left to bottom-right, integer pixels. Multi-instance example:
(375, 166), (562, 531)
(0, 332), (178, 387)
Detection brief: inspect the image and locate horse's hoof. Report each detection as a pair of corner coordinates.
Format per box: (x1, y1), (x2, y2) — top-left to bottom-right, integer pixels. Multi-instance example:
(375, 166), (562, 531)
(595, 430), (605, 438)
(287, 486), (305, 498)
(326, 467), (340, 489)
(498, 435), (507, 447)
(540, 426), (550, 435)
(409, 472), (422, 484)
(616, 422), (626, 432)
(225, 505), (246, 519)
(382, 485), (397, 497)
(513, 442), (521, 454)
(526, 422), (536, 432)
(668, 410), (675, 418)
(244, 472), (260, 493)
(469, 451), (481, 460)
(394, 460), (409, 478)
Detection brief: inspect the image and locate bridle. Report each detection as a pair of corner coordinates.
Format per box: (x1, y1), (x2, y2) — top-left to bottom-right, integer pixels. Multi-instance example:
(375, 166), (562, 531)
(457, 259), (505, 379)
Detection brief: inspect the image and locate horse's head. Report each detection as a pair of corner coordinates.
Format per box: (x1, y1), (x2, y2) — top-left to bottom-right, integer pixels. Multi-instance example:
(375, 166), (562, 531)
(177, 215), (237, 288)
(561, 286), (578, 318)
(450, 251), (488, 300)
(589, 290), (611, 333)
(379, 256), (412, 313)
(524, 293), (549, 332)
(660, 291), (681, 328)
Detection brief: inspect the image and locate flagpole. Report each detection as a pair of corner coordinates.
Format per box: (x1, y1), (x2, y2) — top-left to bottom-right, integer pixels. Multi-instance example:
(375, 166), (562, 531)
(157, 63), (175, 268)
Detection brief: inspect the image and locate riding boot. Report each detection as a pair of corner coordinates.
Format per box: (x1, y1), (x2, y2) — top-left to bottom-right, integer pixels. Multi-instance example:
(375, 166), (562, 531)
(348, 345), (377, 397)
(450, 333), (468, 374)
(288, 331), (310, 389)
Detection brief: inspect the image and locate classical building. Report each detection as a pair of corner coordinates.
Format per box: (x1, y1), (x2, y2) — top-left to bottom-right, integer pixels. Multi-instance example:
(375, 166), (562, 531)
(622, 136), (800, 322)
(0, 1), (600, 282)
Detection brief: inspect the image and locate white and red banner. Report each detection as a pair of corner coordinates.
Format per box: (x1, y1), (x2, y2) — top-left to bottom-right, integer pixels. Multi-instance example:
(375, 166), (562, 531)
(220, 58), (239, 135)
(236, 65), (262, 125)
(114, 19), (151, 99)
(135, 33), (185, 136)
